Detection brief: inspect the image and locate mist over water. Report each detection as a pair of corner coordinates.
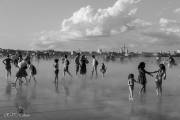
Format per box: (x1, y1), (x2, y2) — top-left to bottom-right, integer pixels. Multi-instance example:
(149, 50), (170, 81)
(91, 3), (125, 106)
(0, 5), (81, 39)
(0, 57), (180, 119)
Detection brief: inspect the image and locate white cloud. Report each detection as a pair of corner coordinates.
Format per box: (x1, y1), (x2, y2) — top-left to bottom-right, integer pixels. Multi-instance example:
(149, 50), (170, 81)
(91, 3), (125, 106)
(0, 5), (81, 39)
(174, 8), (180, 14)
(159, 18), (180, 34)
(159, 18), (180, 27)
(33, 0), (142, 49)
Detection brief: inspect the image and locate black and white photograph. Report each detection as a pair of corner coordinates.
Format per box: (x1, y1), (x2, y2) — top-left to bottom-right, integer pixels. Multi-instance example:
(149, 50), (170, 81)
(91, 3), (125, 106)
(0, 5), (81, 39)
(0, 0), (180, 119)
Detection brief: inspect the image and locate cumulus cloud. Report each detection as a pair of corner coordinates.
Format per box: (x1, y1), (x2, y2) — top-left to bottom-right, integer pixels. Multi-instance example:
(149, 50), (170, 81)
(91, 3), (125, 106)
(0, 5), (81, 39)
(159, 18), (180, 27)
(159, 18), (180, 33)
(142, 30), (180, 46)
(33, 0), (144, 49)
(174, 8), (180, 14)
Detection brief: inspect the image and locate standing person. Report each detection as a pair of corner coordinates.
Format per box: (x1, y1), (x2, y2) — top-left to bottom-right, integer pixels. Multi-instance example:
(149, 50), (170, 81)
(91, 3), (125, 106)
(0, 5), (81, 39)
(63, 55), (73, 77)
(15, 58), (28, 86)
(2, 55), (13, 80)
(138, 62), (153, 94)
(75, 53), (81, 75)
(152, 64), (166, 96)
(91, 55), (99, 79)
(53, 59), (59, 83)
(80, 55), (89, 79)
(27, 61), (37, 83)
(100, 63), (107, 78)
(128, 73), (138, 101)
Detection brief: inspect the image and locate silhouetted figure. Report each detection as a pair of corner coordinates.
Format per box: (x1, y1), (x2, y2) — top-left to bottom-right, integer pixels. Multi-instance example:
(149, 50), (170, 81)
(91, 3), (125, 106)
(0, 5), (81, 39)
(53, 59), (59, 83)
(91, 55), (98, 79)
(2, 54), (13, 80)
(75, 53), (81, 75)
(138, 62), (153, 94)
(63, 55), (73, 77)
(80, 55), (89, 79)
(100, 63), (107, 78)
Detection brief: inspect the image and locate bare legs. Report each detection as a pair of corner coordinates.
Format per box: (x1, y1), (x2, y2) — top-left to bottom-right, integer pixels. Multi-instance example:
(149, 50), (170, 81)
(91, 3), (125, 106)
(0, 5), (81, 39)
(91, 67), (98, 79)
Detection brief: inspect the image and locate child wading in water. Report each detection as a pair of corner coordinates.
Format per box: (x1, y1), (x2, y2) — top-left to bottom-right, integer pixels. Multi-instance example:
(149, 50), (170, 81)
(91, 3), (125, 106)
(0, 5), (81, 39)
(128, 73), (137, 101)
(100, 63), (107, 78)
(54, 59), (59, 83)
(27, 61), (37, 83)
(138, 62), (153, 94)
(152, 64), (166, 96)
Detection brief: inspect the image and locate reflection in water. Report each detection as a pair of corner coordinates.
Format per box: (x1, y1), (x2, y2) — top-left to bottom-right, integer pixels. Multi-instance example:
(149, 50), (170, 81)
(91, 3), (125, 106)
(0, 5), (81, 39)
(54, 80), (60, 94)
(5, 83), (12, 100)
(14, 87), (31, 113)
(61, 77), (71, 104)
(30, 83), (37, 100)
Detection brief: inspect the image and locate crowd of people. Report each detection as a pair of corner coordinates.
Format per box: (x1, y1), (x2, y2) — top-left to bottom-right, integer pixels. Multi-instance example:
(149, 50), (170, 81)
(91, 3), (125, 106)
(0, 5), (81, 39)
(2, 52), (177, 102)
(2, 53), (107, 87)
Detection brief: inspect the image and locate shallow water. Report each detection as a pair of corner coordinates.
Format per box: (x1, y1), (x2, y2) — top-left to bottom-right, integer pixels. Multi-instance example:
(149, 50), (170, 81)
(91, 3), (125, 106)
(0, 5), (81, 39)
(0, 57), (180, 120)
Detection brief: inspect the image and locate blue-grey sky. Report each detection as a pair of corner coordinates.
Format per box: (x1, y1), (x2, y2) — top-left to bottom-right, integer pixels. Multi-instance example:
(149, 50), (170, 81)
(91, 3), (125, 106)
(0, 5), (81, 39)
(1, 0), (180, 51)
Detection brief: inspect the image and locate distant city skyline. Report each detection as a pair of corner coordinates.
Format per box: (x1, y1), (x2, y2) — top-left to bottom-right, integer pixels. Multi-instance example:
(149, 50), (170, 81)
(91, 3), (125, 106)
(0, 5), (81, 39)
(1, 0), (180, 51)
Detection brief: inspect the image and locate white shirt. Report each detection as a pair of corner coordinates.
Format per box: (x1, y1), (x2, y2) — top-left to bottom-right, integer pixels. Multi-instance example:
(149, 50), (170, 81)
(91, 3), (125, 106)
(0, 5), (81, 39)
(92, 58), (96, 67)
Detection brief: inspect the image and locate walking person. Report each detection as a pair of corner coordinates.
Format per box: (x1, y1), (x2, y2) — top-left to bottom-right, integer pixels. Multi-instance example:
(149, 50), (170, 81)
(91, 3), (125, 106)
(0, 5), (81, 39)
(2, 54), (13, 80)
(137, 62), (153, 94)
(15, 57), (28, 86)
(63, 55), (73, 78)
(75, 53), (81, 75)
(91, 55), (99, 79)
(27, 61), (37, 83)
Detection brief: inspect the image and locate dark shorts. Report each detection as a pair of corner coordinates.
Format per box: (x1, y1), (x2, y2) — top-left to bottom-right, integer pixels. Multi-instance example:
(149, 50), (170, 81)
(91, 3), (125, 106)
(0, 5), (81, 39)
(55, 69), (59, 74)
(6, 66), (11, 71)
(100, 69), (106, 73)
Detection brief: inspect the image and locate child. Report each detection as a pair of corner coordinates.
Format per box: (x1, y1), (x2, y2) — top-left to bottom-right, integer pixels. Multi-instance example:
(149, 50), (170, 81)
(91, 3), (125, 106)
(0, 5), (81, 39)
(100, 63), (107, 78)
(54, 59), (59, 83)
(152, 64), (166, 96)
(91, 55), (98, 79)
(27, 61), (37, 83)
(128, 73), (137, 101)
(63, 55), (73, 77)
(138, 62), (153, 94)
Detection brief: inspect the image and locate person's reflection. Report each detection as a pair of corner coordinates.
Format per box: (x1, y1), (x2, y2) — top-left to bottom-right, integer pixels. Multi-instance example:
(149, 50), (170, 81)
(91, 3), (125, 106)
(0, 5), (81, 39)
(156, 97), (163, 119)
(54, 80), (60, 94)
(5, 83), (12, 100)
(30, 82), (37, 99)
(129, 102), (135, 117)
(14, 87), (30, 114)
(61, 78), (70, 104)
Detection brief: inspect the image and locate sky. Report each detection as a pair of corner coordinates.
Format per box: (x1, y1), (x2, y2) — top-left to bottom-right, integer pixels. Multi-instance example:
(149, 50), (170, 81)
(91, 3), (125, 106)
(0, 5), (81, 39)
(1, 0), (180, 52)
